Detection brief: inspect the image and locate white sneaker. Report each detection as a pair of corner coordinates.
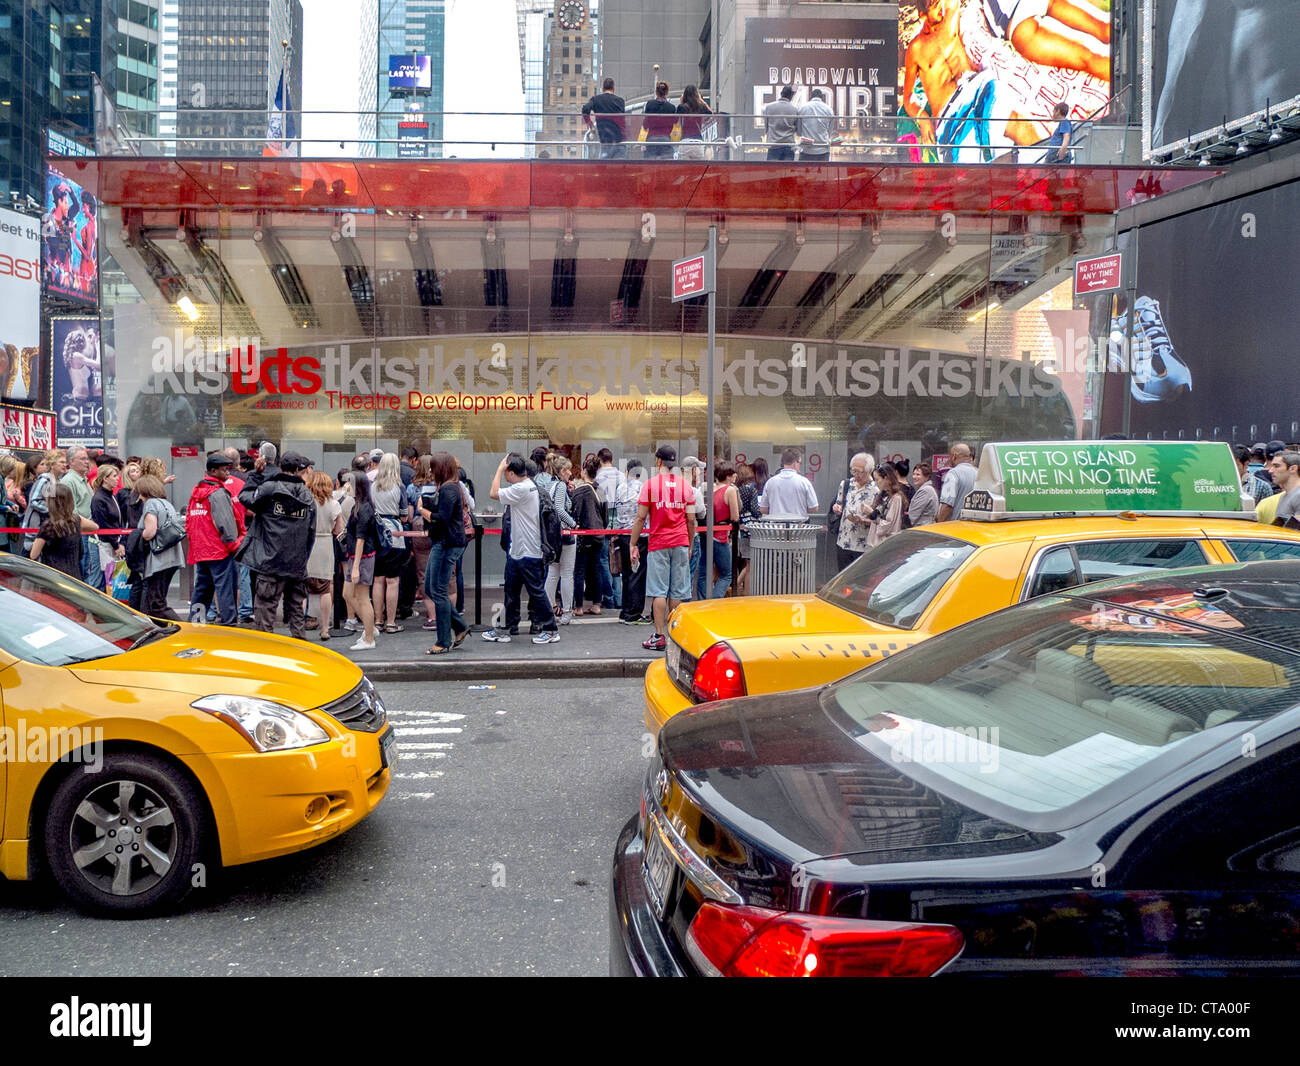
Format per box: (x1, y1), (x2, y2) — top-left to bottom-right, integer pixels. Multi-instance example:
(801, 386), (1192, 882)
(349, 638), (376, 650)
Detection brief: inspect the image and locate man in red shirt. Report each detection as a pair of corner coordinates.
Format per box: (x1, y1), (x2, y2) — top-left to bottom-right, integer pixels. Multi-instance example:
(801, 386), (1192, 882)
(186, 453), (245, 625)
(630, 444), (697, 651)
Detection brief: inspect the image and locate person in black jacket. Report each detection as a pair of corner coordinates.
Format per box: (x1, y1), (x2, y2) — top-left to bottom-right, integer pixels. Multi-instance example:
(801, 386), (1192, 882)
(420, 451), (470, 653)
(90, 464), (126, 587)
(237, 451), (316, 640)
(582, 77), (626, 159)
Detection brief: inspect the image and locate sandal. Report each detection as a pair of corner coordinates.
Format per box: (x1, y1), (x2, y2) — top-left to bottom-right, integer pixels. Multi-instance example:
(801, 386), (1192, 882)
(383, 624), (404, 634)
(425, 644), (452, 655)
(319, 631), (331, 641)
(587, 606), (602, 616)
(453, 627), (470, 647)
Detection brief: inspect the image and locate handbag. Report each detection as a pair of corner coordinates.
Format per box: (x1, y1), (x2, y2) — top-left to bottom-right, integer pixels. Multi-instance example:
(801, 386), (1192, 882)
(608, 538), (622, 577)
(827, 478), (849, 536)
(148, 506), (186, 553)
(110, 559), (131, 602)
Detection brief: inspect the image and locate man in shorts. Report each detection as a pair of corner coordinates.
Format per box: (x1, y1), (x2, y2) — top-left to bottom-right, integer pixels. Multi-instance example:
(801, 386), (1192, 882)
(629, 445), (696, 652)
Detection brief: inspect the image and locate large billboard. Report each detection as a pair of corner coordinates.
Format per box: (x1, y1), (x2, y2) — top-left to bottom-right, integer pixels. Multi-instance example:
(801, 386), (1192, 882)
(745, 18), (900, 131)
(51, 317), (104, 447)
(0, 206), (42, 406)
(897, 1), (1112, 163)
(1145, 0), (1300, 158)
(42, 165), (98, 305)
(1098, 180), (1299, 445)
(388, 54), (432, 93)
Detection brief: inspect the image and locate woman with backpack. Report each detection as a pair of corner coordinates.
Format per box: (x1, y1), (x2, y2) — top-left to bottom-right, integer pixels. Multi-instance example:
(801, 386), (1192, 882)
(135, 474), (184, 619)
(421, 452), (471, 654)
(344, 471), (379, 651)
(370, 452), (411, 634)
(570, 456), (605, 615)
(30, 483), (97, 581)
(542, 453), (578, 624)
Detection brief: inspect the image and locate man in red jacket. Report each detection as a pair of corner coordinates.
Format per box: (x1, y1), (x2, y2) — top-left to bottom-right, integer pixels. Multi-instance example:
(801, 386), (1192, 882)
(186, 453), (245, 625)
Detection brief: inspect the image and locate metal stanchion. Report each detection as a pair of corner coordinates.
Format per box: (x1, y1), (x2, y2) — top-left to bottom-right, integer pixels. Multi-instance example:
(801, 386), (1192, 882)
(473, 520), (483, 626)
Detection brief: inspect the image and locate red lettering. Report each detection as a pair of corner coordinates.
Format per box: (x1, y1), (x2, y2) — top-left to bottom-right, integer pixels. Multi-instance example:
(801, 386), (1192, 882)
(292, 356), (322, 394)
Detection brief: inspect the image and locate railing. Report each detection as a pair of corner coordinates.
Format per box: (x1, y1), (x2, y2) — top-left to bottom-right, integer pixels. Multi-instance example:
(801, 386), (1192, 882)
(83, 109), (1162, 167)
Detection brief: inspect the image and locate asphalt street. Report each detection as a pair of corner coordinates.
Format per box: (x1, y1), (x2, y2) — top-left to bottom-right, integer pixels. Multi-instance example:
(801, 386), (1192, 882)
(0, 678), (649, 976)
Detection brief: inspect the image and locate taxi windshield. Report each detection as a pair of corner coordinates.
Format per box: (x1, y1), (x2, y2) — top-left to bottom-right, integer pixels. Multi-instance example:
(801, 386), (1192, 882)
(0, 557), (159, 666)
(818, 530), (976, 629)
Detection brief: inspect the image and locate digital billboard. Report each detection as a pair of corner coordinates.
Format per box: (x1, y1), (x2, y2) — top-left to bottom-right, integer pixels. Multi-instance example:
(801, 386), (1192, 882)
(745, 18), (900, 133)
(398, 120), (429, 158)
(1097, 180), (1299, 445)
(388, 54), (432, 93)
(43, 165), (98, 304)
(1145, 0), (1300, 157)
(897, 1), (1112, 164)
(51, 316), (104, 447)
(0, 206), (42, 406)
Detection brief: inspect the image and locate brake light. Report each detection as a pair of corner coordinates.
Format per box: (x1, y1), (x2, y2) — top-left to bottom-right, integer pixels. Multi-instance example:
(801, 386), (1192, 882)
(692, 642), (747, 703)
(685, 901), (964, 977)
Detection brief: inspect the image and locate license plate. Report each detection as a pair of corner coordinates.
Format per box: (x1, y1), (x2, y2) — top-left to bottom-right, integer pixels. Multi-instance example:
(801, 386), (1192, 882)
(666, 639), (682, 682)
(379, 728), (398, 769)
(642, 827), (677, 920)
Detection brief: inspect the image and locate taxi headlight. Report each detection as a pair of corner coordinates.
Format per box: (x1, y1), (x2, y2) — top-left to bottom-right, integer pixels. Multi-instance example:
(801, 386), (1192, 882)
(193, 695), (330, 752)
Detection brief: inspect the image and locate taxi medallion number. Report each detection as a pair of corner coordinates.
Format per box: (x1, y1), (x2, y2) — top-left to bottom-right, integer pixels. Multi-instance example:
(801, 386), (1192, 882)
(643, 827), (676, 920)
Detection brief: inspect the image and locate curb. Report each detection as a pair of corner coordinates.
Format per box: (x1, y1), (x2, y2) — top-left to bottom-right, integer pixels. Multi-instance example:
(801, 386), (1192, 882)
(358, 657), (655, 683)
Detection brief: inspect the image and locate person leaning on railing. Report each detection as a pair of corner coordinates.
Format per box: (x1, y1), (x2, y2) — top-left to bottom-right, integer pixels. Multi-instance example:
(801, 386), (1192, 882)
(643, 81), (677, 159)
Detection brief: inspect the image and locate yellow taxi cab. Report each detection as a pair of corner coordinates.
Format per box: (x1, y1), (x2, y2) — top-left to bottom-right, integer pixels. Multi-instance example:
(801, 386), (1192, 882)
(646, 440), (1300, 732)
(0, 553), (394, 915)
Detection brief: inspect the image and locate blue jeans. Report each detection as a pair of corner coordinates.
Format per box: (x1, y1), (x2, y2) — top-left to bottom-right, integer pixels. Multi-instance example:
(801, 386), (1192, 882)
(237, 563), (254, 619)
(192, 555), (238, 625)
(595, 535), (617, 607)
(80, 535), (104, 591)
(695, 538), (732, 600)
(426, 543), (467, 649)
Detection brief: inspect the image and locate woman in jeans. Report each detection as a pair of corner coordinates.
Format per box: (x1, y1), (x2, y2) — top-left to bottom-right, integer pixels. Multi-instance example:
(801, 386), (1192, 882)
(344, 472), (379, 651)
(135, 474), (184, 620)
(676, 84), (712, 160)
(406, 456), (438, 631)
(542, 454), (578, 623)
(733, 463), (763, 595)
(569, 456), (605, 614)
(422, 451), (469, 654)
(697, 462), (740, 599)
(370, 452), (410, 633)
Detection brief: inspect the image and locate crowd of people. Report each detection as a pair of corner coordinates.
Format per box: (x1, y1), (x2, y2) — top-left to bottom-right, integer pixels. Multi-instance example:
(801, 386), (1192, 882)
(3, 437), (1295, 656)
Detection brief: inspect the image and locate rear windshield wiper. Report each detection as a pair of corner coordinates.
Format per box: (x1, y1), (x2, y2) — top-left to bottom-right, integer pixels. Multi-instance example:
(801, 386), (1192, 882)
(127, 623), (180, 651)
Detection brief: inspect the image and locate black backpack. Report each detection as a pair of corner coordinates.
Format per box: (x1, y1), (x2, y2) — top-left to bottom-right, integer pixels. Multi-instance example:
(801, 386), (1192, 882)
(536, 486), (563, 565)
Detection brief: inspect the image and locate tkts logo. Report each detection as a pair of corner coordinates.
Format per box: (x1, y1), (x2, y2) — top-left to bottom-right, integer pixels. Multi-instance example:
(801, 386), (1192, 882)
(228, 346), (322, 395)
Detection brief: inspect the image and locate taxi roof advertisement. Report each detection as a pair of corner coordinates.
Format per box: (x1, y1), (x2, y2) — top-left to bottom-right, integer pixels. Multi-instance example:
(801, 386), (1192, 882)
(971, 441), (1242, 515)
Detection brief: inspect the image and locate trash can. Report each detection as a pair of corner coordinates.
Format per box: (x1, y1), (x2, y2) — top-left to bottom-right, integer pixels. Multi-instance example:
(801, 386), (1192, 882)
(747, 517), (821, 596)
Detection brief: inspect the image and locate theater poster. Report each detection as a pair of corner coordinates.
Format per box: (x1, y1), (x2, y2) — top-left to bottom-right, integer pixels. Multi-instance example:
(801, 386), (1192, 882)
(1097, 181), (1299, 446)
(897, 1), (1112, 163)
(42, 165), (98, 305)
(744, 17), (900, 135)
(50, 316), (104, 448)
(0, 205), (43, 406)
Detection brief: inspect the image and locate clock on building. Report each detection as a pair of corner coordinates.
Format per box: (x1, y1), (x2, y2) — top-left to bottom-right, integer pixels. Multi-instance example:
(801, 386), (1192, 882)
(557, 0), (585, 31)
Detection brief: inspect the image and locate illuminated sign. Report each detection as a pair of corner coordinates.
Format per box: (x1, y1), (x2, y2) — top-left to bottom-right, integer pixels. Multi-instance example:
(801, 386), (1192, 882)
(389, 54), (432, 92)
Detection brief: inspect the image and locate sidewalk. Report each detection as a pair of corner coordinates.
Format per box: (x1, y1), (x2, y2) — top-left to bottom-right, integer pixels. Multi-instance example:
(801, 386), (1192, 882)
(192, 606), (663, 682)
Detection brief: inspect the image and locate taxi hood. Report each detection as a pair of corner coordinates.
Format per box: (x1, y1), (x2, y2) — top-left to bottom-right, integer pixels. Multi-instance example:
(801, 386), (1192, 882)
(71, 624), (363, 711)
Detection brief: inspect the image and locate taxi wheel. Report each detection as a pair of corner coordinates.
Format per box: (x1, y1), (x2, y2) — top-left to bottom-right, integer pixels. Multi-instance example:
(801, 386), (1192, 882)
(44, 753), (207, 916)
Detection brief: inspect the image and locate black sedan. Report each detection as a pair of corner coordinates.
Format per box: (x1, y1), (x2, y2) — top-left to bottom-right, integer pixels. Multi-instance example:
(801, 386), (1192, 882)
(611, 560), (1300, 976)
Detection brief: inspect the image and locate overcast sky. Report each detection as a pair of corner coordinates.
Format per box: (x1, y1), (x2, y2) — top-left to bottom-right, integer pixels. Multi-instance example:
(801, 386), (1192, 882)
(300, 0), (524, 156)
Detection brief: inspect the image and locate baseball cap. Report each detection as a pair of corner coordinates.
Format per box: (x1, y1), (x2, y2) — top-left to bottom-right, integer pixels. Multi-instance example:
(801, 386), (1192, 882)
(1266, 440), (1287, 458)
(368, 448), (384, 463)
(655, 444), (677, 464)
(681, 456), (706, 470)
(280, 451), (312, 473)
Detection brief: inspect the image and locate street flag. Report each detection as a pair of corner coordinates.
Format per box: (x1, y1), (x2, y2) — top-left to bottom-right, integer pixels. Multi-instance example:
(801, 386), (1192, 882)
(264, 70), (286, 156)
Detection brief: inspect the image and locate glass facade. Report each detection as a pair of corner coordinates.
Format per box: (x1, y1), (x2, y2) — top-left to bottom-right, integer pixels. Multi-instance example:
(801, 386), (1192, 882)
(75, 156), (1181, 582)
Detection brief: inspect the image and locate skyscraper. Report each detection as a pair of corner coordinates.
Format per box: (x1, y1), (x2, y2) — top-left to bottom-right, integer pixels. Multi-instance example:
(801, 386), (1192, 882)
(359, 0), (445, 159)
(175, 0), (303, 155)
(539, 0), (597, 158)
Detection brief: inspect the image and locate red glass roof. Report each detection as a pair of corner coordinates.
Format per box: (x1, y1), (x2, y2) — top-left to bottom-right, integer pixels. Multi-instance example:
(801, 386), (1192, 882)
(57, 157), (1218, 215)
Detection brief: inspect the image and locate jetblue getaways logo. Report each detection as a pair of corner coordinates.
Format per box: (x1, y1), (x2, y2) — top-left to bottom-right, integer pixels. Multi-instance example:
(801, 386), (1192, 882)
(0, 720), (103, 773)
(50, 997), (151, 1046)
